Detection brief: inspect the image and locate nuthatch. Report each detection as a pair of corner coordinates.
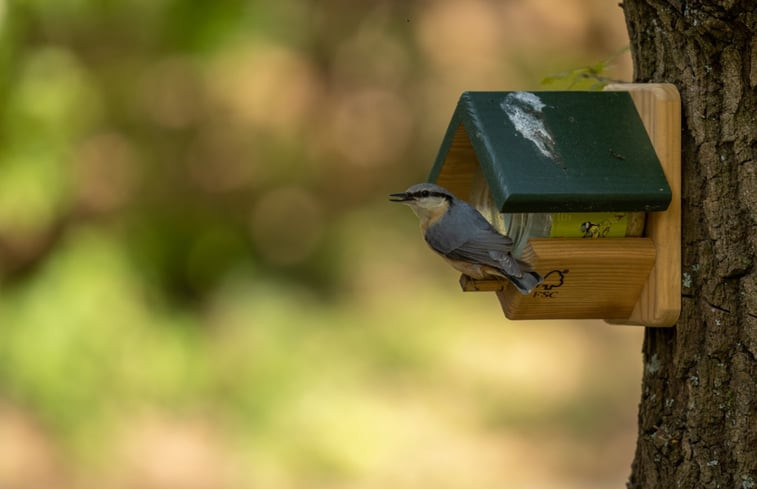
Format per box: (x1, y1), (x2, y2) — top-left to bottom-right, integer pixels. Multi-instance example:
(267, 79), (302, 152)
(390, 183), (543, 294)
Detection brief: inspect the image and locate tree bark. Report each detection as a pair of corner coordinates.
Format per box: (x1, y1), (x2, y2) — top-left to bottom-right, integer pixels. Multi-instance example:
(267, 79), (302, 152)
(621, 1), (757, 488)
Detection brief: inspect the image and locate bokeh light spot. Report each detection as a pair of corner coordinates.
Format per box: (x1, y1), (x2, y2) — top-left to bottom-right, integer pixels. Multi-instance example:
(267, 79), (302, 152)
(208, 41), (320, 132)
(328, 88), (412, 168)
(73, 132), (139, 214)
(250, 186), (324, 266)
(138, 57), (206, 129)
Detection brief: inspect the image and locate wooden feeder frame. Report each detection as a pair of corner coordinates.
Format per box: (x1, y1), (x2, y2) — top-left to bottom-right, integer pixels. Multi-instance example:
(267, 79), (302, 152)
(435, 84), (681, 327)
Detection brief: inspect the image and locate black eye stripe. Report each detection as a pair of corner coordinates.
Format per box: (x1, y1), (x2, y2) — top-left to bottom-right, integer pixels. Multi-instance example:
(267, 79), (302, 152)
(412, 190), (450, 200)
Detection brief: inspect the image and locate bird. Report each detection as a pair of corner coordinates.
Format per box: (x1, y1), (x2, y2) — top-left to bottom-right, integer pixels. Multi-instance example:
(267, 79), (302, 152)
(390, 182), (543, 294)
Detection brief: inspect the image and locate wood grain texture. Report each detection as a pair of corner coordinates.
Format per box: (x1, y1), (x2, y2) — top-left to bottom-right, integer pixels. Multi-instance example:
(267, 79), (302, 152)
(460, 274), (507, 292)
(434, 124), (478, 201)
(604, 83), (681, 327)
(492, 238), (657, 319)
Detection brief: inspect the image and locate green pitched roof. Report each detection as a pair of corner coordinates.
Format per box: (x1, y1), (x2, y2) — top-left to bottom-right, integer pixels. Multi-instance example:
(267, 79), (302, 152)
(429, 91), (672, 213)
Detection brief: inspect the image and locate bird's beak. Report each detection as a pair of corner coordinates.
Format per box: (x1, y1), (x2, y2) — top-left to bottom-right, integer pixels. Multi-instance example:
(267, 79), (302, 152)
(389, 192), (413, 202)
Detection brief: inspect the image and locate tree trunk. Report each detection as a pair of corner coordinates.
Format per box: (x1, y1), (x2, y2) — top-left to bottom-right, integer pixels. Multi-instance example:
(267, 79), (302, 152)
(621, 1), (757, 488)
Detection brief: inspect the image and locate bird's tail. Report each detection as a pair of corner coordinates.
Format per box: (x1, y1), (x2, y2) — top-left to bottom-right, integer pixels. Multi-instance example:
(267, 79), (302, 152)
(495, 258), (543, 294)
(506, 270), (543, 295)
(487, 257), (543, 294)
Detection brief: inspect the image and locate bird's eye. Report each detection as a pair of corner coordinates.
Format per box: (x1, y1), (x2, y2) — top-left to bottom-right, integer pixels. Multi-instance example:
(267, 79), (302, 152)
(421, 190), (430, 197)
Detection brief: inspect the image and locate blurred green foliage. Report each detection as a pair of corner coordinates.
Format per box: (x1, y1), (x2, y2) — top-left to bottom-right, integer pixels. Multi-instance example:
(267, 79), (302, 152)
(0, 1), (640, 487)
(541, 47), (630, 90)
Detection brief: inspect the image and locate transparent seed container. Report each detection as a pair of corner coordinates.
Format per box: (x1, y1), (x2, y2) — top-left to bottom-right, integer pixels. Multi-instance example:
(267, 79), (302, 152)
(470, 172), (646, 258)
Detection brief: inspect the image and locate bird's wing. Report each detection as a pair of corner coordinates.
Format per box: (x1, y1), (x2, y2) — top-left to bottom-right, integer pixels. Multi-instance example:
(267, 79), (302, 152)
(424, 201), (522, 277)
(424, 201), (496, 252)
(444, 232), (524, 277)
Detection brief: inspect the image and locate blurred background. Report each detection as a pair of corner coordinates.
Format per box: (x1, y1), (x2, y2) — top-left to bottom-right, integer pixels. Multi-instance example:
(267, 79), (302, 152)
(0, 1), (642, 488)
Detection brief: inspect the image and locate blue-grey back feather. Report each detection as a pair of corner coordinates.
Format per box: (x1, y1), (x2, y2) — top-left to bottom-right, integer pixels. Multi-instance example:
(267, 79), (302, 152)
(425, 196), (542, 291)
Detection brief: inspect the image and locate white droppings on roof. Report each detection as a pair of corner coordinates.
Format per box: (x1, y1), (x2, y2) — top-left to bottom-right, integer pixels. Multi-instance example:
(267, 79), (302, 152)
(508, 91), (546, 111)
(501, 92), (556, 160)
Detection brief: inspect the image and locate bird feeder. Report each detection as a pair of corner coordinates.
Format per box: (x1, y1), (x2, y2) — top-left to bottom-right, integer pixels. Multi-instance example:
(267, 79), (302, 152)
(429, 84), (681, 327)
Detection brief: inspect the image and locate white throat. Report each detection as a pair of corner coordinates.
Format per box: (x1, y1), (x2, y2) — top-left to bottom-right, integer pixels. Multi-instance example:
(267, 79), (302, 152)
(408, 197), (450, 230)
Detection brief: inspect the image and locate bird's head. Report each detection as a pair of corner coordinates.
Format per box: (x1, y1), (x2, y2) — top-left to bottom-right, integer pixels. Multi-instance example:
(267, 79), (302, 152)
(389, 183), (454, 219)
